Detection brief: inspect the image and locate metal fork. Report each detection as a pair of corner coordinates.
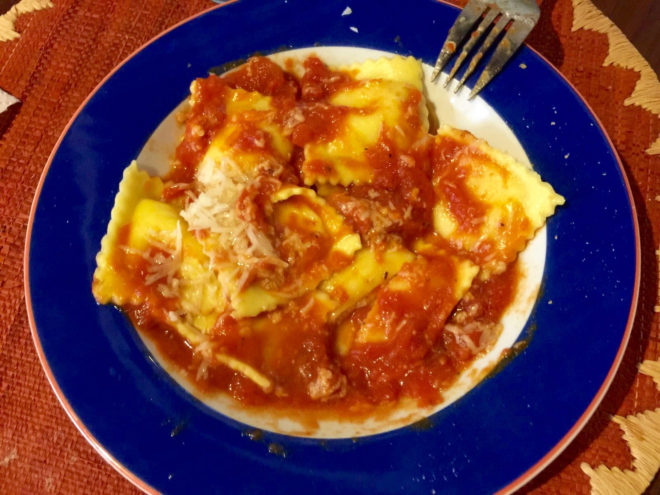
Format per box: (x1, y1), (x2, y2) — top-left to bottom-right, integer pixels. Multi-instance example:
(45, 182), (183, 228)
(431, 0), (540, 98)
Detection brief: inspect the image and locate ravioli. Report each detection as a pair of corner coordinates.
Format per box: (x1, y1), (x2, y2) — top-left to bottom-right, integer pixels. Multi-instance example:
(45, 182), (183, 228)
(336, 253), (478, 362)
(354, 253), (478, 345)
(301, 56), (429, 186)
(202, 85), (293, 175)
(92, 163), (226, 337)
(341, 55), (425, 90)
(169, 75), (293, 184)
(231, 185), (362, 318)
(320, 243), (414, 321)
(180, 120), (361, 318)
(93, 161), (164, 306)
(430, 125), (565, 278)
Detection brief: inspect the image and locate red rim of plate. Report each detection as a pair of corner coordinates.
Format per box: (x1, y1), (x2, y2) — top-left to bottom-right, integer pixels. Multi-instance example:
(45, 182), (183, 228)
(22, 1), (641, 493)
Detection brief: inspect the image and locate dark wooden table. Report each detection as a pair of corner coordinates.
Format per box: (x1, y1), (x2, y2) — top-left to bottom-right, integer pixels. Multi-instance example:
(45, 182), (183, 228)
(593, 0), (659, 73)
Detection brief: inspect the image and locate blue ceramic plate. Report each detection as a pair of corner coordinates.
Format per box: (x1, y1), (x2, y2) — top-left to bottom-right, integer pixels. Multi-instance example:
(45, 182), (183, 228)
(25, 0), (639, 493)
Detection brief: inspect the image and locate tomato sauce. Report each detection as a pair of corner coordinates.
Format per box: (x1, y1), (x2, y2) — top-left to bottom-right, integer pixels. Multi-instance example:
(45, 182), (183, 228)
(169, 75), (229, 183)
(431, 136), (489, 232)
(291, 103), (347, 146)
(299, 55), (352, 101)
(341, 257), (457, 402)
(117, 54), (525, 413)
(454, 262), (519, 323)
(365, 134), (434, 243)
(227, 122), (276, 156)
(236, 175), (282, 230)
(222, 56), (299, 102)
(134, 255), (519, 407)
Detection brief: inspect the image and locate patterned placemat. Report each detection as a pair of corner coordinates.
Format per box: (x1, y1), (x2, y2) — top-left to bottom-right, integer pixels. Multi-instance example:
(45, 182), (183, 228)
(0, 0), (53, 42)
(0, 0), (658, 493)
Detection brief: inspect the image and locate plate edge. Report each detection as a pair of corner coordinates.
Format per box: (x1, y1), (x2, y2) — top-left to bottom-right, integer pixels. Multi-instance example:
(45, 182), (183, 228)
(492, 39), (642, 495)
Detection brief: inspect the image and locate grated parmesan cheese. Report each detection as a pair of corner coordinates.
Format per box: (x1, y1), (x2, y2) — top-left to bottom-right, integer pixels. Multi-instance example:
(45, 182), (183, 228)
(119, 223), (184, 296)
(181, 156), (287, 284)
(300, 296), (316, 316)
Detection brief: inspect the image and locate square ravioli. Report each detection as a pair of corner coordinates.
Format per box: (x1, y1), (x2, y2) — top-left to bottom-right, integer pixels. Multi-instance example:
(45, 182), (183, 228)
(168, 72), (294, 184)
(92, 162), (226, 339)
(430, 125), (565, 278)
(299, 56), (430, 186)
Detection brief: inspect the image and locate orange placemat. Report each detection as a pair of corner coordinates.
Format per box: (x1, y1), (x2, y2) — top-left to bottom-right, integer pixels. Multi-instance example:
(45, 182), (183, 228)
(0, 1), (658, 493)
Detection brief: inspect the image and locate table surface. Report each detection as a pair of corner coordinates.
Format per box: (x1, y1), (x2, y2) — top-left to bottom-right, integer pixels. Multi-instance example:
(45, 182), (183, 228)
(591, 0), (659, 75)
(0, 0), (658, 494)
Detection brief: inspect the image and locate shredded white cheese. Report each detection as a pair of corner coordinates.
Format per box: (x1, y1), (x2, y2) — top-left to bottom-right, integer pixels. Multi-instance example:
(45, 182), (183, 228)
(181, 156), (286, 282)
(144, 221), (183, 286)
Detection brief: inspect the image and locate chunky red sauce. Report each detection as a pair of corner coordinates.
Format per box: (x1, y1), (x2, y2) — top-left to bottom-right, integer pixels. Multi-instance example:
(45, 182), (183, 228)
(170, 75), (229, 183)
(133, 255), (519, 408)
(222, 56), (299, 102)
(291, 103), (348, 145)
(341, 257), (457, 402)
(431, 136), (488, 233)
(299, 55), (352, 101)
(114, 54), (525, 413)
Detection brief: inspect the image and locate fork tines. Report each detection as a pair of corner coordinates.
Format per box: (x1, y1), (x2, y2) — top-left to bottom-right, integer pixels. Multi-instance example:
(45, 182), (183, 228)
(431, 0), (540, 99)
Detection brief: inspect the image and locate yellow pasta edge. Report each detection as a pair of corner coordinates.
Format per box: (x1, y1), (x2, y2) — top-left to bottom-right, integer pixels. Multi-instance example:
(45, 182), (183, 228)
(92, 161), (163, 305)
